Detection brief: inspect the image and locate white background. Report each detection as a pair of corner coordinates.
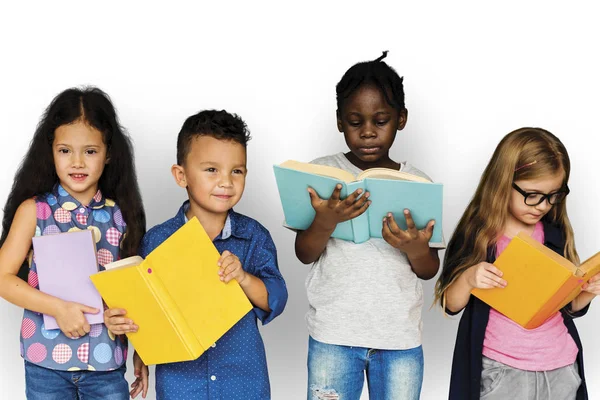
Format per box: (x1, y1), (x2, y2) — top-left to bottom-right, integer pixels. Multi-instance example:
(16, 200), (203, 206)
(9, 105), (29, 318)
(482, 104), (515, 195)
(1, 2), (599, 399)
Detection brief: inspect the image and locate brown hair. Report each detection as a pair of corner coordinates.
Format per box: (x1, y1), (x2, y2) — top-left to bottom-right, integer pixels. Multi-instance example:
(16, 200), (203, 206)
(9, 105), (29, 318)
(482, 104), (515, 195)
(435, 127), (577, 307)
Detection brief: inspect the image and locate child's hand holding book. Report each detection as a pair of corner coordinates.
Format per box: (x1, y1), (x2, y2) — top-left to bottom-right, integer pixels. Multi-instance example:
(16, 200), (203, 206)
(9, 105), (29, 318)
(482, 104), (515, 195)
(54, 300), (100, 339)
(217, 250), (247, 284)
(381, 209), (435, 257)
(464, 262), (508, 290)
(308, 184), (370, 230)
(103, 308), (138, 335)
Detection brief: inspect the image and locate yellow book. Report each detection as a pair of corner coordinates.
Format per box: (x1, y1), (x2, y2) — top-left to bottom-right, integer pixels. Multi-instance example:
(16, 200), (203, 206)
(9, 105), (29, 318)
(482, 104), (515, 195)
(471, 232), (600, 329)
(90, 217), (253, 365)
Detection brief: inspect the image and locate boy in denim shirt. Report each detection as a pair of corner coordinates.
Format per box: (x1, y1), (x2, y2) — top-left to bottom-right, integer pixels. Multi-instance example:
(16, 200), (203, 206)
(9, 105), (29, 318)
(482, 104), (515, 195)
(106, 110), (287, 399)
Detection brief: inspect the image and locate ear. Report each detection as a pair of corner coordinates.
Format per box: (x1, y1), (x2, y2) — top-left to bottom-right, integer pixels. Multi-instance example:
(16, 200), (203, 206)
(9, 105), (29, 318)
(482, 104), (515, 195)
(336, 109), (343, 132)
(171, 164), (187, 188)
(397, 108), (408, 131)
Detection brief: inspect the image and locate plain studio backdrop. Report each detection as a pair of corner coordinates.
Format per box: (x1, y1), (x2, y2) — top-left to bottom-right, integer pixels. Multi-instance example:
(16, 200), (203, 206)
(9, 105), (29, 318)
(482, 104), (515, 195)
(0, 2), (598, 399)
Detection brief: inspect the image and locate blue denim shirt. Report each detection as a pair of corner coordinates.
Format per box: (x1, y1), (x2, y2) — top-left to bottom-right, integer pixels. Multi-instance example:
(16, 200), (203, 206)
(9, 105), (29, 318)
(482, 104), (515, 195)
(139, 201), (287, 399)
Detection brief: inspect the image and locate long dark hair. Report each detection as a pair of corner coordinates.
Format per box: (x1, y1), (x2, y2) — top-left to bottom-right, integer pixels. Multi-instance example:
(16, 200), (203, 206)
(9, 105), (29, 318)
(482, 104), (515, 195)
(1, 87), (146, 279)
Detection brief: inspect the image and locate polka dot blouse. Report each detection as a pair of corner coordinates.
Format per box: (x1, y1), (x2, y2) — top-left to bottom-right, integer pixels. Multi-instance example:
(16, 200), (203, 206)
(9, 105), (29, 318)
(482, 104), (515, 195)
(20, 184), (128, 372)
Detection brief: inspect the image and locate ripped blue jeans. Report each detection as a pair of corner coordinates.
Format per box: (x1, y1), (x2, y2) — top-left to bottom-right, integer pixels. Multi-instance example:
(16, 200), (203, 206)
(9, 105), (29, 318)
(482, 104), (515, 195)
(307, 336), (423, 400)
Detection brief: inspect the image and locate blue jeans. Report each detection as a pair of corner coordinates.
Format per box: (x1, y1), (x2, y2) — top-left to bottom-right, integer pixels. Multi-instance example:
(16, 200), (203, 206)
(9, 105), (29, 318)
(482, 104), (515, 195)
(308, 336), (424, 400)
(24, 361), (129, 400)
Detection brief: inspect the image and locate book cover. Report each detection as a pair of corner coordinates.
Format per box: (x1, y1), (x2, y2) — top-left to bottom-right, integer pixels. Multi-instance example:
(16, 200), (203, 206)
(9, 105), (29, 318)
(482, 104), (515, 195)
(471, 232), (600, 329)
(273, 161), (443, 244)
(32, 229), (104, 330)
(90, 217), (253, 365)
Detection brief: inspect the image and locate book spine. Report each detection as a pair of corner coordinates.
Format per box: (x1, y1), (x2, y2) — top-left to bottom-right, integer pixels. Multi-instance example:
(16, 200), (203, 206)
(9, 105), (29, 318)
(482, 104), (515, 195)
(526, 276), (582, 329)
(352, 212), (370, 243)
(346, 181), (370, 243)
(139, 262), (204, 359)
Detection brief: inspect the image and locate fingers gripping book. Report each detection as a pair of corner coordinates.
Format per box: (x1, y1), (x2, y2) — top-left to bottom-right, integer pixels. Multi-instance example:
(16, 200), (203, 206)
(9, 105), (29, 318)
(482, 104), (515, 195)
(472, 232), (600, 329)
(273, 160), (444, 245)
(90, 217), (253, 365)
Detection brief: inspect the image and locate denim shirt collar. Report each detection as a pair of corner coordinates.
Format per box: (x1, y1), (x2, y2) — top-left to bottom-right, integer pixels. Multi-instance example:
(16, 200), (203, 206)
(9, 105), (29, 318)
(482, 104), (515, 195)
(178, 200), (251, 240)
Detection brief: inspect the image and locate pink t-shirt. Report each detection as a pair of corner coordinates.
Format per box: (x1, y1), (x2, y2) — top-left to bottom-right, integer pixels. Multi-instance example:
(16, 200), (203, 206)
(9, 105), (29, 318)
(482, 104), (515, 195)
(482, 221), (578, 371)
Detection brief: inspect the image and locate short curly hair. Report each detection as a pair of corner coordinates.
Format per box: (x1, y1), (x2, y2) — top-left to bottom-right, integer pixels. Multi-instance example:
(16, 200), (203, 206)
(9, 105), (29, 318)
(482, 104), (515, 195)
(176, 109), (251, 165)
(336, 51), (405, 113)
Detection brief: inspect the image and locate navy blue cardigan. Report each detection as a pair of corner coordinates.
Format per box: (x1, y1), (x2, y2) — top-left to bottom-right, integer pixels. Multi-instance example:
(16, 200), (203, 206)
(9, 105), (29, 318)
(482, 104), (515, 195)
(446, 222), (589, 400)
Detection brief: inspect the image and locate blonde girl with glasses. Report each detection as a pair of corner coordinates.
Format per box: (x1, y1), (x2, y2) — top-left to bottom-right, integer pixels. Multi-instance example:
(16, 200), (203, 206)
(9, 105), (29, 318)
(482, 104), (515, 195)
(435, 127), (599, 400)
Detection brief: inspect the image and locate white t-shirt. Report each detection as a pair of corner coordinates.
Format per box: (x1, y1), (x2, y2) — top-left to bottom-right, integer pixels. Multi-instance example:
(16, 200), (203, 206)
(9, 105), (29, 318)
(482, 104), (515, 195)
(305, 152), (439, 349)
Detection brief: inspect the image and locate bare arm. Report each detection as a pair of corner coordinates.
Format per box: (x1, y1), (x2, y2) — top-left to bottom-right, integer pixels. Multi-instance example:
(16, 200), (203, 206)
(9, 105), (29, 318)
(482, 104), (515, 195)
(295, 185), (370, 264)
(295, 214), (337, 264)
(407, 248), (440, 280)
(238, 273), (270, 311)
(0, 199), (99, 338)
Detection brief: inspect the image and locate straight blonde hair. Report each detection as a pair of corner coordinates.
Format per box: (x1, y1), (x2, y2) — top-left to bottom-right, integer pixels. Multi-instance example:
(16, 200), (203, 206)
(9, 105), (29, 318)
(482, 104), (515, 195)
(435, 127), (578, 307)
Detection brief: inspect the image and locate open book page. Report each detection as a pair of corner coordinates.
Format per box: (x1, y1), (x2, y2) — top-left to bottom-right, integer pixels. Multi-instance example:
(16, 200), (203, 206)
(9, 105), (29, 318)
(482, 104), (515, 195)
(103, 255), (144, 271)
(357, 168), (431, 183)
(279, 160), (355, 183)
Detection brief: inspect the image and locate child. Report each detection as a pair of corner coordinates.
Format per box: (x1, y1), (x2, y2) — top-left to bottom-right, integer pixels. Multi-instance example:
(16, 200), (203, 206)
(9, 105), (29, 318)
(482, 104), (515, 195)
(106, 109), (288, 399)
(0, 87), (146, 399)
(435, 127), (599, 399)
(295, 52), (441, 399)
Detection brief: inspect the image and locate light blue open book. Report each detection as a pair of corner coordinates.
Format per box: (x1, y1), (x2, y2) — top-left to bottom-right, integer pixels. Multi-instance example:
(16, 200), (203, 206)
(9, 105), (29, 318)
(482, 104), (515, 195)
(274, 160), (443, 245)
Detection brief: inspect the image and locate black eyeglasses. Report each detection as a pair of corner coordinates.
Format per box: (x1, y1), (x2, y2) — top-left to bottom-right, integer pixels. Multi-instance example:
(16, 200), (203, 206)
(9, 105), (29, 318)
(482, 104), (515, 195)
(512, 182), (570, 206)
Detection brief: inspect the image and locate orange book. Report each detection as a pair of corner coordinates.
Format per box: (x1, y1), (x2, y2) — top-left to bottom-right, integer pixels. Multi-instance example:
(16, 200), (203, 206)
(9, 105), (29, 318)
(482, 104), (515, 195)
(471, 232), (600, 329)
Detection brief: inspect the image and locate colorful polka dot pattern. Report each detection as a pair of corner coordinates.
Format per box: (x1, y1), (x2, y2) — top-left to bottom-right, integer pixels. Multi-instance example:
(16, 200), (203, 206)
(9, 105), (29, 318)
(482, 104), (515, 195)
(20, 184), (128, 371)
(41, 324), (60, 340)
(143, 202), (287, 398)
(77, 343), (90, 363)
(52, 343), (72, 364)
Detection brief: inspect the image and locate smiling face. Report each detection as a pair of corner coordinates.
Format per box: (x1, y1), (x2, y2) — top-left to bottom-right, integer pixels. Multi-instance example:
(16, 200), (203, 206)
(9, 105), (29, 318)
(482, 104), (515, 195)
(52, 120), (108, 205)
(172, 135), (247, 221)
(506, 171), (566, 235)
(337, 84), (407, 170)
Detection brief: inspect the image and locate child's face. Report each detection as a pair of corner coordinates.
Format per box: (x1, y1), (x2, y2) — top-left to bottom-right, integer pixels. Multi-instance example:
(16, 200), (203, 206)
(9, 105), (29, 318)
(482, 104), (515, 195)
(508, 172), (565, 228)
(175, 135), (247, 219)
(337, 84), (406, 165)
(52, 120), (108, 204)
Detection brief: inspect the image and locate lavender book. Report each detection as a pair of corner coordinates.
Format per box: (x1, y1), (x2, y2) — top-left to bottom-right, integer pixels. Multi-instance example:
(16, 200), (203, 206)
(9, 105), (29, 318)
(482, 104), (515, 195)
(31, 230), (104, 330)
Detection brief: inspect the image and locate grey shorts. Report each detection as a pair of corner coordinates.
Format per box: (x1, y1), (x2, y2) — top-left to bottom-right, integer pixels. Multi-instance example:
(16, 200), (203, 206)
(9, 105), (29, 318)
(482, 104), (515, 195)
(480, 356), (581, 400)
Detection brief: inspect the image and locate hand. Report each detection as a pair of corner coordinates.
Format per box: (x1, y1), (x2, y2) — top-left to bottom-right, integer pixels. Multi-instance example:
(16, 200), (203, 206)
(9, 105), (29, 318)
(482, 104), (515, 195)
(308, 185), (370, 230)
(54, 301), (99, 339)
(582, 272), (600, 296)
(464, 262), (507, 290)
(104, 308), (138, 335)
(130, 351), (149, 398)
(218, 251), (246, 284)
(381, 209), (433, 257)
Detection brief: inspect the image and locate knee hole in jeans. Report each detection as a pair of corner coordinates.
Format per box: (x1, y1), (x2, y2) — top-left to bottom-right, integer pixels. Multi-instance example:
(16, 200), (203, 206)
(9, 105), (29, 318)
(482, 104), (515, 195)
(310, 385), (340, 400)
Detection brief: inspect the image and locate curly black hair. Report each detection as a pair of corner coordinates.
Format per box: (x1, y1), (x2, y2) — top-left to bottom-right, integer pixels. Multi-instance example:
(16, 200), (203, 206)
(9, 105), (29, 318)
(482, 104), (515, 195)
(336, 51), (406, 113)
(176, 109), (251, 165)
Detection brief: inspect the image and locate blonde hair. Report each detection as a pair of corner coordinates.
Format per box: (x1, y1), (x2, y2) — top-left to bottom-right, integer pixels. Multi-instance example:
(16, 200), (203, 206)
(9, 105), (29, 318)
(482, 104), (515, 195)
(434, 127), (578, 307)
